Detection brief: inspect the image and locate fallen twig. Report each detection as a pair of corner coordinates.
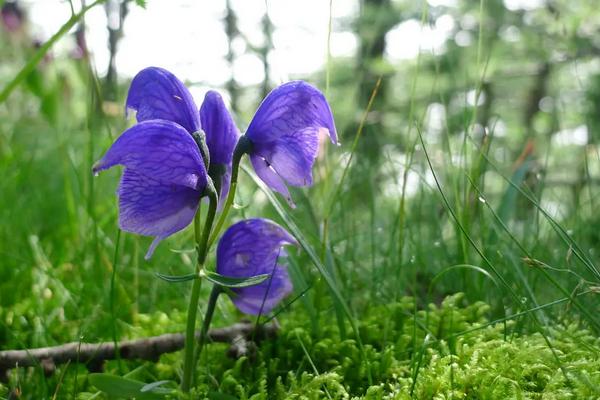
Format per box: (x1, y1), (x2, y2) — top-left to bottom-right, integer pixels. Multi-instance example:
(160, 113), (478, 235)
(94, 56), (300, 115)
(0, 321), (278, 376)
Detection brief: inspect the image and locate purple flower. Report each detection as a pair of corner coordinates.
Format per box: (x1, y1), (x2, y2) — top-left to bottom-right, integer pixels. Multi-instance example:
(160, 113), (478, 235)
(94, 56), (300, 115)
(71, 24), (88, 59)
(200, 91), (240, 207)
(93, 120), (207, 259)
(1, 1), (24, 33)
(245, 81), (337, 206)
(126, 67), (201, 135)
(216, 219), (297, 315)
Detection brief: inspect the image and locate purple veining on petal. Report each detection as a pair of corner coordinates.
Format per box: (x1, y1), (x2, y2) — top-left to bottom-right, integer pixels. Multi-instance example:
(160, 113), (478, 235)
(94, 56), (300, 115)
(216, 219), (297, 315)
(126, 67), (201, 134)
(93, 120), (207, 191)
(200, 90), (240, 165)
(93, 119), (207, 258)
(118, 170), (201, 259)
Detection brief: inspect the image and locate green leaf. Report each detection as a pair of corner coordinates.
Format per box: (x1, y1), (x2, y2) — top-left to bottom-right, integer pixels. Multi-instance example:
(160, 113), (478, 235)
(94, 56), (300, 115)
(88, 373), (171, 399)
(202, 270), (269, 288)
(141, 380), (174, 393)
(135, 0), (147, 8)
(155, 272), (197, 283)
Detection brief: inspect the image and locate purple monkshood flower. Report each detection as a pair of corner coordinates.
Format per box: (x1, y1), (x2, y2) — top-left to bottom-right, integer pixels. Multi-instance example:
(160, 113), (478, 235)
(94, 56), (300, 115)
(200, 91), (240, 207)
(245, 81), (338, 207)
(217, 219), (297, 315)
(125, 67), (239, 204)
(125, 67), (337, 207)
(93, 120), (208, 259)
(201, 81), (337, 206)
(125, 67), (201, 135)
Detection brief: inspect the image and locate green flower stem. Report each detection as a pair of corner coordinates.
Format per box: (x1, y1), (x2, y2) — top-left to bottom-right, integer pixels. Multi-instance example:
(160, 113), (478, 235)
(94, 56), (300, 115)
(208, 135), (252, 247)
(181, 184), (218, 393)
(192, 284), (221, 376)
(181, 265), (203, 393)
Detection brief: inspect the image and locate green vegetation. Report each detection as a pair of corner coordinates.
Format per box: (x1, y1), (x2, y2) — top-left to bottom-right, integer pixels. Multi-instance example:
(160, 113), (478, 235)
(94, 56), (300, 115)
(1, 0), (599, 398)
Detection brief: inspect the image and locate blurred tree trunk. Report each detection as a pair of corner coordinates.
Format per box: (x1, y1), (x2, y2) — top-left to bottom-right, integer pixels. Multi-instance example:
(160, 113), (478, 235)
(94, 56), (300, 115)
(523, 62), (551, 138)
(224, 0), (239, 113)
(352, 0), (393, 164)
(259, 10), (273, 99)
(104, 0), (130, 100)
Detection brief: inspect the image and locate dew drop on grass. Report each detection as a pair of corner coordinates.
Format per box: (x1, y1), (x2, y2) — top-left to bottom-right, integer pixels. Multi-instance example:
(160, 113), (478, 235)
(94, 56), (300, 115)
(478, 196), (486, 203)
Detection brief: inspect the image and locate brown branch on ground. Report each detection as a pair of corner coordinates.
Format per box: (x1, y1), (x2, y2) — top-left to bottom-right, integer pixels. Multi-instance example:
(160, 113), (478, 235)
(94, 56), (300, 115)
(0, 321), (278, 377)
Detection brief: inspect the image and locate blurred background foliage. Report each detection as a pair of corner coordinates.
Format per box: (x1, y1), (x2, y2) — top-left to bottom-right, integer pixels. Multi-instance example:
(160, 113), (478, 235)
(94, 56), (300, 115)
(0, 0), (599, 397)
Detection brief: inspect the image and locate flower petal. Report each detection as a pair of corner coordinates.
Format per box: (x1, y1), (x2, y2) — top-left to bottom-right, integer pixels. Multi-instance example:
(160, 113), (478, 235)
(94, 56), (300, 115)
(200, 90), (240, 165)
(93, 120), (207, 190)
(231, 264), (293, 315)
(217, 164), (232, 210)
(126, 67), (201, 134)
(246, 80), (337, 145)
(254, 127), (319, 187)
(217, 219), (297, 314)
(250, 154), (294, 207)
(117, 169), (200, 259)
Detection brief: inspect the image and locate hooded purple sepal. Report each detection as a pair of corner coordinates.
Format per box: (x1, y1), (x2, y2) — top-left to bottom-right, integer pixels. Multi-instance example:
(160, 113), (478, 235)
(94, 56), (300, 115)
(200, 90), (240, 165)
(216, 218), (297, 315)
(200, 90), (240, 206)
(126, 67), (201, 135)
(245, 81), (337, 206)
(93, 120), (207, 259)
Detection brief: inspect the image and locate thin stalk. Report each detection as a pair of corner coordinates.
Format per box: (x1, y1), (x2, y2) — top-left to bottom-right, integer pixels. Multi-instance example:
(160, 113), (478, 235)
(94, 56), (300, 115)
(192, 285), (221, 373)
(181, 266), (203, 393)
(109, 228), (122, 372)
(208, 136), (252, 247)
(181, 187), (218, 393)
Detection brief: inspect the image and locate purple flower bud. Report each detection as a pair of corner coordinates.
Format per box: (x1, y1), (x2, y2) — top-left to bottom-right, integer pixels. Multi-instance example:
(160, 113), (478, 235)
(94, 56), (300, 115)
(217, 219), (297, 315)
(93, 120), (207, 259)
(200, 91), (240, 208)
(245, 81), (337, 206)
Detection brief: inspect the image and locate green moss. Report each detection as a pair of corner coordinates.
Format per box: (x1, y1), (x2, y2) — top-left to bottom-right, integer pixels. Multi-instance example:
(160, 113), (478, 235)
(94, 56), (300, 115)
(175, 294), (600, 399)
(2, 293), (598, 399)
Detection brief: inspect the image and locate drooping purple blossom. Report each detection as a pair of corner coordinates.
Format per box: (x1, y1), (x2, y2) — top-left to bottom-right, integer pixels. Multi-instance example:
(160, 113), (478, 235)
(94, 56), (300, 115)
(216, 218), (297, 315)
(93, 120), (207, 259)
(245, 81), (337, 206)
(200, 91), (240, 207)
(71, 24), (88, 59)
(1, 1), (24, 33)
